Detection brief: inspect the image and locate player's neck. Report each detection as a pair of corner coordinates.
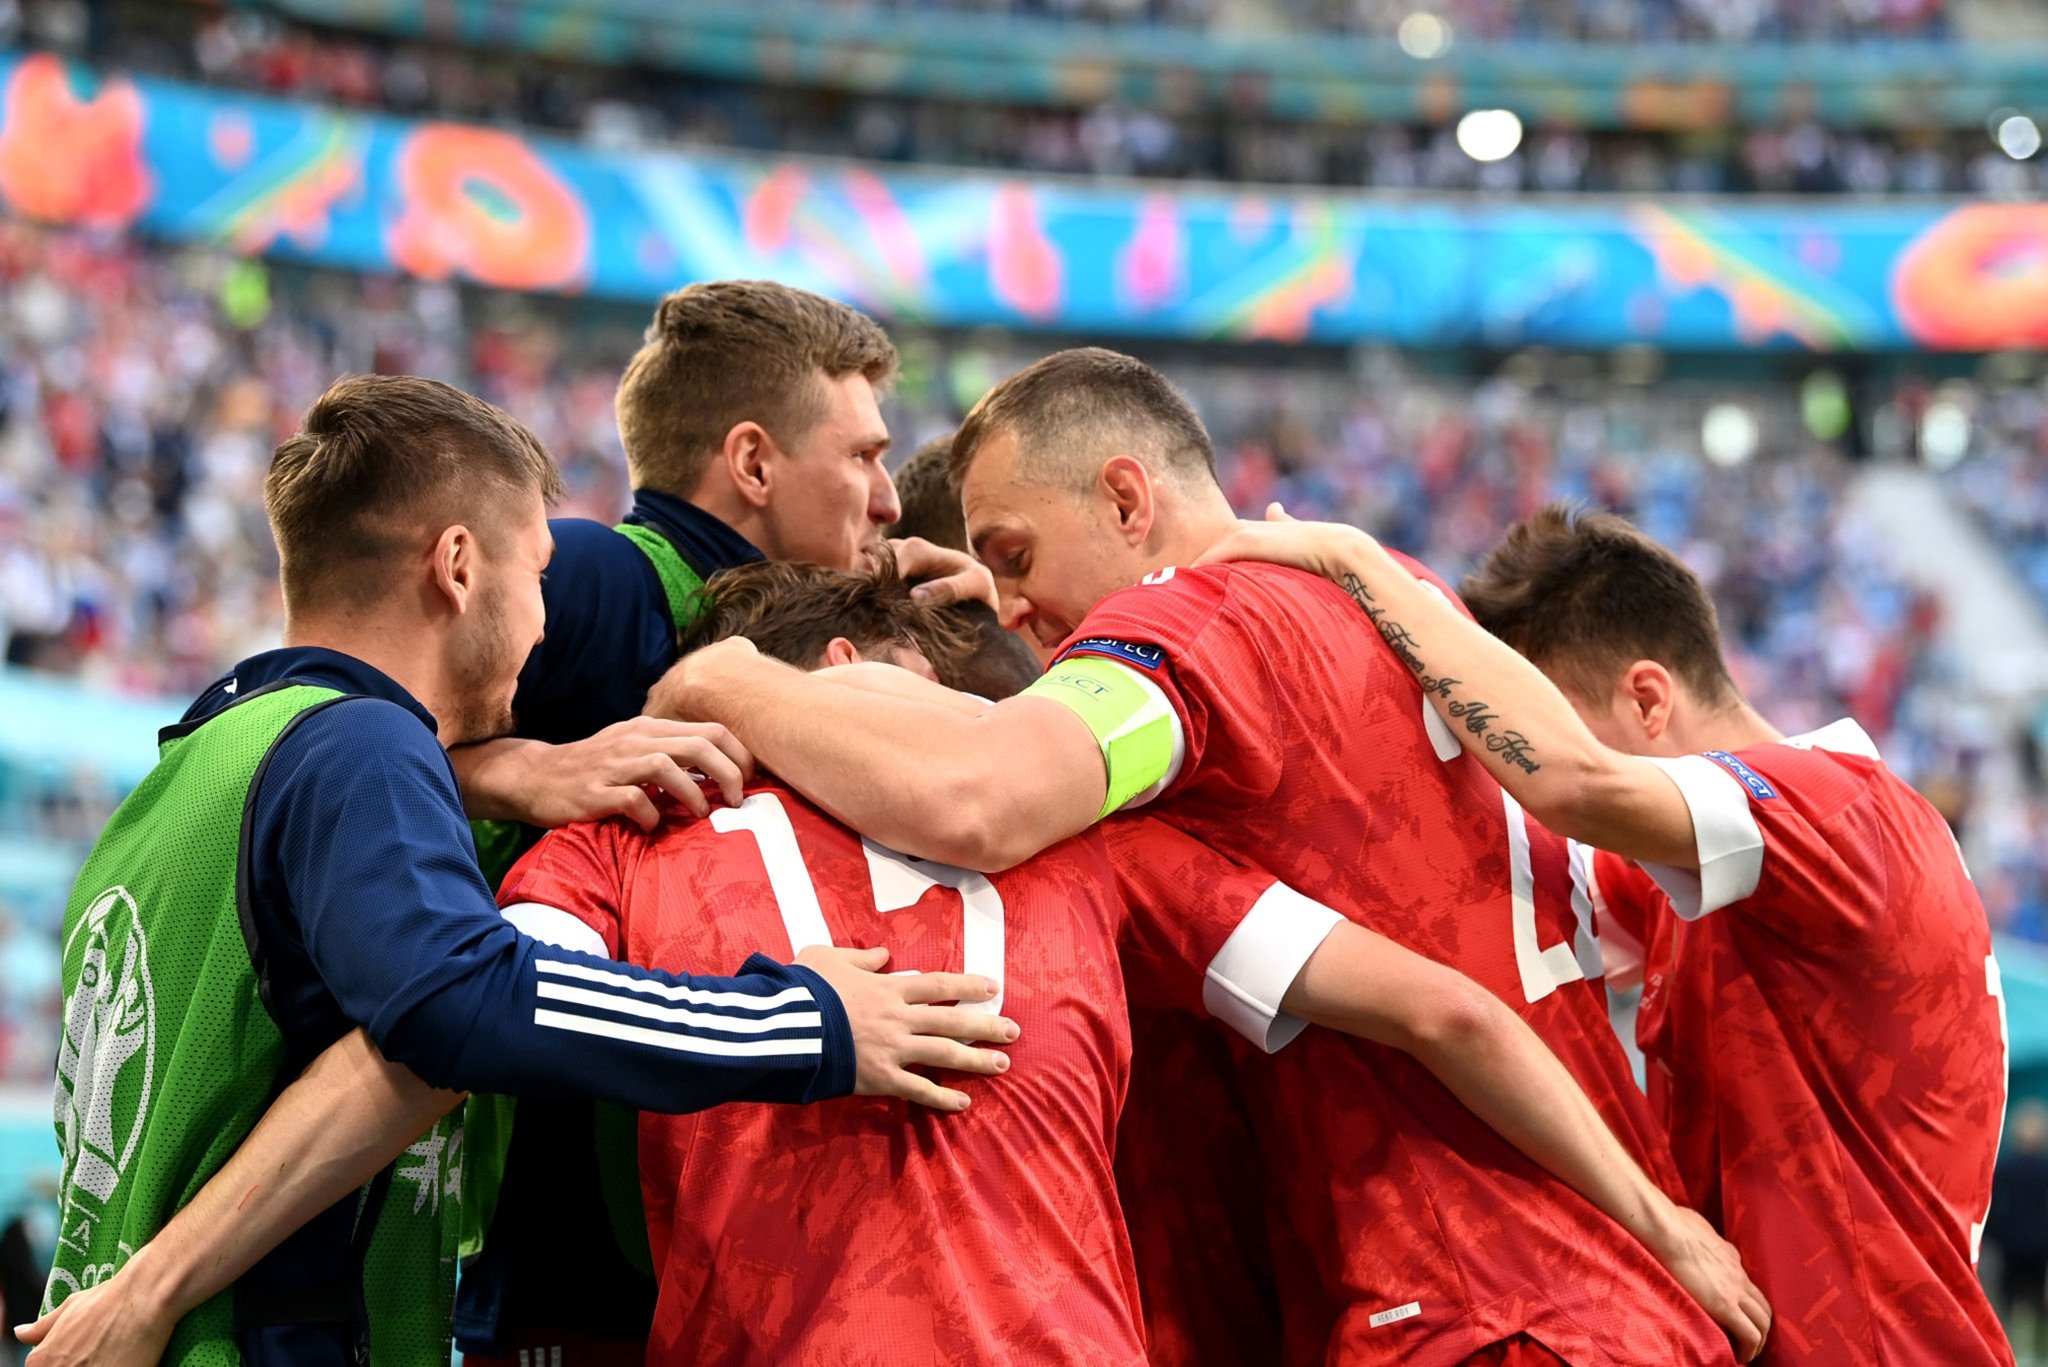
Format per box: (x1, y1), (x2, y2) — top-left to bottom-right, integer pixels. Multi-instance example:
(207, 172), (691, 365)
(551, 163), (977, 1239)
(283, 615), (458, 745)
(1153, 489), (1239, 570)
(688, 484), (763, 550)
(1665, 698), (1784, 757)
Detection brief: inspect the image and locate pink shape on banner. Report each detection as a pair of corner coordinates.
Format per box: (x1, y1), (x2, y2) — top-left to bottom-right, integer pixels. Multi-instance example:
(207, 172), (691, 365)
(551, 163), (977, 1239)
(388, 123), (590, 292)
(746, 164), (807, 255)
(1120, 195), (1185, 312)
(1894, 204), (2048, 350)
(988, 184), (1063, 320)
(209, 111), (254, 171)
(0, 53), (152, 228)
(842, 166), (928, 291)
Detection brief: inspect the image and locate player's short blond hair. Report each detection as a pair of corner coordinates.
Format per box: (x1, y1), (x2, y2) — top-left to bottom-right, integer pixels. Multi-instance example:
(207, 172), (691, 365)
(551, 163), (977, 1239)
(616, 280), (898, 498)
(265, 375), (562, 614)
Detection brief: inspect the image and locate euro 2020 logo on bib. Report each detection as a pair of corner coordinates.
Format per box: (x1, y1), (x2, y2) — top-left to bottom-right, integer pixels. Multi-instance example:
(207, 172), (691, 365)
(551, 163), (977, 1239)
(52, 886), (156, 1280)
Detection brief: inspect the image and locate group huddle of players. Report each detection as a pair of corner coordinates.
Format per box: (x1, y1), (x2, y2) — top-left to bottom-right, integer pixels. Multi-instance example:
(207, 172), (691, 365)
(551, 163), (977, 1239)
(30, 280), (2013, 1367)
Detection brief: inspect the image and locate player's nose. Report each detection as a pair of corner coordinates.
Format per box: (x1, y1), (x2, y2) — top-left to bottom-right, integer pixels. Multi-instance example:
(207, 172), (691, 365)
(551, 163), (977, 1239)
(870, 464), (902, 525)
(998, 592), (1032, 635)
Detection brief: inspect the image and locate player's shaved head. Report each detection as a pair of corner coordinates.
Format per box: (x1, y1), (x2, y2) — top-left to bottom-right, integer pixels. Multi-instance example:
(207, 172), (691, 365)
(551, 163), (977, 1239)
(266, 375), (563, 615)
(685, 552), (978, 684)
(949, 348), (1217, 498)
(1460, 502), (1739, 707)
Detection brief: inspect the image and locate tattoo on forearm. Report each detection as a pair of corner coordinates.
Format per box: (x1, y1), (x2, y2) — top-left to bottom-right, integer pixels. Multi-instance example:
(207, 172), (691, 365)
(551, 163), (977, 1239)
(1336, 572), (1542, 775)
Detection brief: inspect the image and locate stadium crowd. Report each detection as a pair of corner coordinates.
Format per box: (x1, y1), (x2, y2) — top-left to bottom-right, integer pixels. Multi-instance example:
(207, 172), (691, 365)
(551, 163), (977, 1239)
(846, 0), (1955, 41)
(3, 219), (2046, 1038)
(24, 0), (2021, 197)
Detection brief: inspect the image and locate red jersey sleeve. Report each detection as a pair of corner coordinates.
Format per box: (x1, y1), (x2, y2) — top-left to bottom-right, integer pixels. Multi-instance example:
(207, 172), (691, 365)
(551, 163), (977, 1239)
(1053, 565), (1289, 809)
(1105, 816), (1343, 1053)
(497, 819), (633, 958)
(1635, 735), (1888, 944)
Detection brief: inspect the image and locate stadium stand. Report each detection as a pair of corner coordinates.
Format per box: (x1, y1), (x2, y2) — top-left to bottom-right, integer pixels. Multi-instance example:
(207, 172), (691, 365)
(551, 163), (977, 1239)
(26, 0), (2045, 195)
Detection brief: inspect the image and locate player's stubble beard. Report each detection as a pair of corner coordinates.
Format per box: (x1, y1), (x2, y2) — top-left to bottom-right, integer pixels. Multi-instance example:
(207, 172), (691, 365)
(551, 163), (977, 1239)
(446, 582), (523, 746)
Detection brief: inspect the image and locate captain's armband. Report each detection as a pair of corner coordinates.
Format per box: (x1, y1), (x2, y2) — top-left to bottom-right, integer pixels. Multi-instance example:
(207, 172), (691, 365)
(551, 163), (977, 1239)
(1023, 653), (1186, 820)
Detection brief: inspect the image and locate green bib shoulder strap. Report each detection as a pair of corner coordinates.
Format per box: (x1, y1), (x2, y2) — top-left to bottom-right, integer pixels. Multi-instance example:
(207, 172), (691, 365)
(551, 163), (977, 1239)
(614, 523), (709, 638)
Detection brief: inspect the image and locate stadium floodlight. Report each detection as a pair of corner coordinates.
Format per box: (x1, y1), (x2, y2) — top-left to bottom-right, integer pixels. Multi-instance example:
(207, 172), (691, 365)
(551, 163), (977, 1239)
(1456, 110), (1523, 163)
(1398, 12), (1453, 59)
(1997, 115), (2042, 161)
(1920, 400), (1972, 469)
(1701, 403), (1758, 468)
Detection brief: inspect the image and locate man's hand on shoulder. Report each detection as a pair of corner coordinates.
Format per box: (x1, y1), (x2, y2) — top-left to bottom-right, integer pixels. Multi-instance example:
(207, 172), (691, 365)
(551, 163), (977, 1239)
(795, 944), (1019, 1113)
(457, 718), (754, 831)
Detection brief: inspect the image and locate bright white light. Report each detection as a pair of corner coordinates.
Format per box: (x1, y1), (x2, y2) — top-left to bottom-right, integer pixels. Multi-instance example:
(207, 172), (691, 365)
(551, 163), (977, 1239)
(1398, 12), (1452, 59)
(1456, 109), (1523, 163)
(1921, 400), (1971, 469)
(1998, 115), (2042, 160)
(1701, 403), (1758, 468)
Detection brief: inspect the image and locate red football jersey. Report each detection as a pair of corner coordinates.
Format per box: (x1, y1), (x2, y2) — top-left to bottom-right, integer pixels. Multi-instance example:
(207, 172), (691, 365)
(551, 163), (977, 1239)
(1049, 561), (1721, 1367)
(1106, 820), (1303, 1367)
(495, 784), (1325, 1366)
(1586, 723), (2013, 1366)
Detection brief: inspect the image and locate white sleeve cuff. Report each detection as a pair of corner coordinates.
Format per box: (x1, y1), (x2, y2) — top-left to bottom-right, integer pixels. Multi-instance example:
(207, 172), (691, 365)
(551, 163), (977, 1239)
(1202, 883), (1347, 1054)
(1574, 839), (1645, 992)
(1634, 755), (1764, 921)
(501, 901), (612, 958)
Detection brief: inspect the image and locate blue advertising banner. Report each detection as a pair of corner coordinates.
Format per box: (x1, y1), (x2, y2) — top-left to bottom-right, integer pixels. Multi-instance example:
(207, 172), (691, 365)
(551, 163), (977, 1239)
(3, 51), (2043, 352)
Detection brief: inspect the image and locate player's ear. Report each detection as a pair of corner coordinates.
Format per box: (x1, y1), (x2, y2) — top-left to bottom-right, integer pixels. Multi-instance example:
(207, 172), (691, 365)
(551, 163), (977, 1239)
(723, 421), (775, 510)
(430, 524), (474, 615)
(821, 636), (864, 669)
(1099, 455), (1154, 548)
(1621, 660), (1675, 741)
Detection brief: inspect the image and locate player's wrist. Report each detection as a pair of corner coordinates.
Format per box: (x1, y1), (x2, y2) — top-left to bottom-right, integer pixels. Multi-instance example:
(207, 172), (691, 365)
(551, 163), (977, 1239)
(114, 1239), (193, 1323)
(1629, 1188), (1692, 1260)
(1324, 524), (1390, 575)
(457, 738), (547, 822)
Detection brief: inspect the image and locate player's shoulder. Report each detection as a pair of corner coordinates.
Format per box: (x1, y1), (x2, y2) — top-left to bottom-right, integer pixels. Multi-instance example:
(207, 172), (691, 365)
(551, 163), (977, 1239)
(548, 512), (632, 547)
(544, 515), (660, 586)
(702, 780), (865, 857)
(269, 694), (454, 793)
(1072, 561), (1333, 652)
(1721, 720), (1885, 808)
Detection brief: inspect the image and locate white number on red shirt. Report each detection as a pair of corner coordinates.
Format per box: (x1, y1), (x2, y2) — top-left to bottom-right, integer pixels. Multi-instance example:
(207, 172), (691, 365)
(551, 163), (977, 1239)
(1422, 693), (1601, 1005)
(711, 793), (1007, 1015)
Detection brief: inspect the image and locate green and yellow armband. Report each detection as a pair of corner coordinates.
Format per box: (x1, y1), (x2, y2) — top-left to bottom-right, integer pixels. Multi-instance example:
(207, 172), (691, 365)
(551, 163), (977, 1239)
(1023, 654), (1185, 821)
